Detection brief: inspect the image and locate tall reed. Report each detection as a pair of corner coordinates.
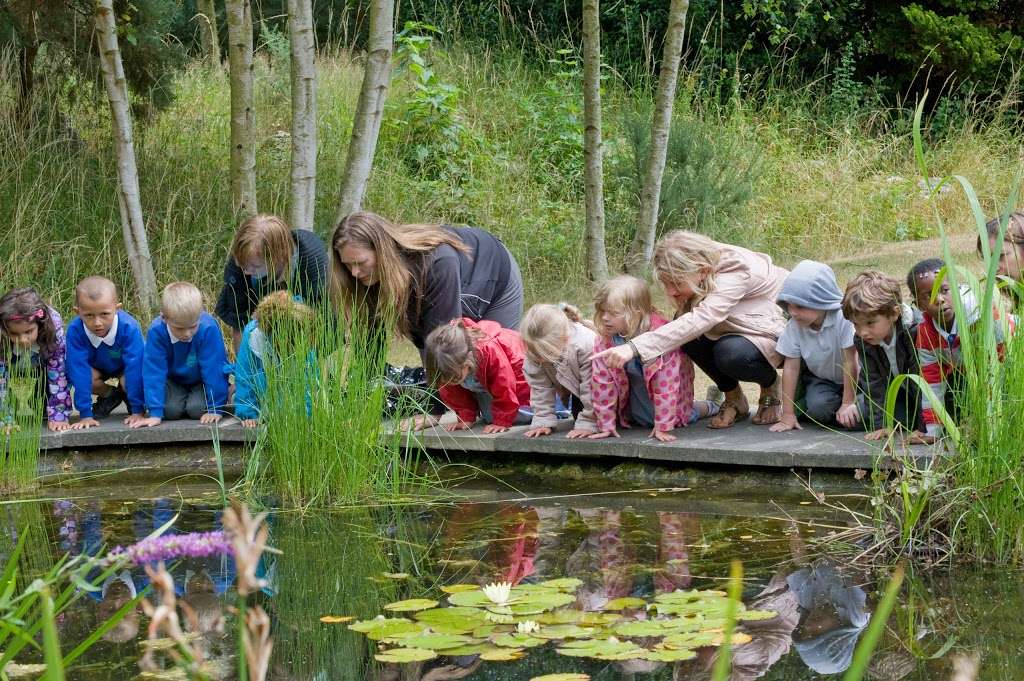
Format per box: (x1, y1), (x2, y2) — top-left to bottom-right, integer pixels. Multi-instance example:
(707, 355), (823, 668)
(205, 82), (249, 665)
(238, 302), (431, 507)
(1, 359), (44, 492)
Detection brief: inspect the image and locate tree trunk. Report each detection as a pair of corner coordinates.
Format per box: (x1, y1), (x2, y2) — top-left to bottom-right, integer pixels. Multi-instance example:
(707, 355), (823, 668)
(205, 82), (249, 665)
(625, 0), (689, 276)
(288, 0), (317, 231)
(336, 0), (394, 222)
(196, 0), (222, 67)
(94, 0), (160, 312)
(226, 0), (258, 217)
(581, 0), (608, 283)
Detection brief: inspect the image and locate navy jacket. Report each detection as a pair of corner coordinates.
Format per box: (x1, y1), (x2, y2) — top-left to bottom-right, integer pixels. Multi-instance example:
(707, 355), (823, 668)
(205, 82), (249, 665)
(143, 312), (229, 418)
(215, 229), (328, 331)
(65, 310), (146, 417)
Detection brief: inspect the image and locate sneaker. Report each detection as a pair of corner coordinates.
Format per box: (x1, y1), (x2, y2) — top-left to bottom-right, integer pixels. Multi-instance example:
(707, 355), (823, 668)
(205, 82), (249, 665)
(92, 386), (126, 419)
(705, 385), (725, 405)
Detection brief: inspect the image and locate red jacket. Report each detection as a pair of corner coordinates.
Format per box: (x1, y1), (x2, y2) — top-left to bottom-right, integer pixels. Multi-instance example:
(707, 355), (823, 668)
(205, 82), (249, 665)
(439, 319), (531, 427)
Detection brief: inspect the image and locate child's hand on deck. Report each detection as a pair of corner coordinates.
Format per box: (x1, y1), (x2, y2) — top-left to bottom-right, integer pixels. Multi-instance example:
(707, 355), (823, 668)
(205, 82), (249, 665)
(129, 416), (162, 429)
(566, 428), (594, 439)
(241, 419), (260, 429)
(769, 413), (801, 432)
(444, 419), (473, 432)
(524, 426), (552, 438)
(71, 417), (101, 430)
(123, 414), (146, 427)
(483, 424), (509, 434)
(200, 413), (222, 425)
(836, 402), (860, 428)
(651, 429), (677, 442)
(401, 414), (439, 431)
(864, 427), (890, 441)
(906, 431), (936, 445)
(589, 429), (619, 439)
(47, 420), (70, 432)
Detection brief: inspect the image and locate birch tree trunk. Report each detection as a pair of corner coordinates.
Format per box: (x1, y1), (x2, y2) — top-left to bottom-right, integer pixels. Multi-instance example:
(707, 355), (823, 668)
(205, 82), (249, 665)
(581, 0), (608, 283)
(336, 0), (394, 222)
(196, 0), (221, 67)
(288, 0), (317, 231)
(226, 0), (258, 217)
(94, 0), (159, 312)
(625, 0), (689, 275)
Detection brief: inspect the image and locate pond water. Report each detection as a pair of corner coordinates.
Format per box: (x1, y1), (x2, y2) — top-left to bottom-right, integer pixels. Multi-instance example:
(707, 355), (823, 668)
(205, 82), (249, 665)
(6, 465), (1024, 680)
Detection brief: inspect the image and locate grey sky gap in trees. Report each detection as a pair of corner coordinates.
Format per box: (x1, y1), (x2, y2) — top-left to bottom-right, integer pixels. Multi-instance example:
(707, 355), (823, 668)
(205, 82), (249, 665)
(337, 0), (395, 222)
(94, 0), (159, 312)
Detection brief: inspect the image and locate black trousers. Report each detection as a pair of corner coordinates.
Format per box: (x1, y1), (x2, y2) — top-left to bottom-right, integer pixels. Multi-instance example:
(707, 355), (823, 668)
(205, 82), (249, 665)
(681, 334), (779, 393)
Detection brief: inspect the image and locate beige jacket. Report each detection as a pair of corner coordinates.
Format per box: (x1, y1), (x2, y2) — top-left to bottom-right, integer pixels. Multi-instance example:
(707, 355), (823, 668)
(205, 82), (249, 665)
(524, 322), (598, 431)
(631, 243), (789, 367)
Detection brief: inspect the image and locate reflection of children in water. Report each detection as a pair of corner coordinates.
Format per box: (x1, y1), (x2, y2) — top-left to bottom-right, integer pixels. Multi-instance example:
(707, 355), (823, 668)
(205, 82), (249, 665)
(439, 504), (540, 585)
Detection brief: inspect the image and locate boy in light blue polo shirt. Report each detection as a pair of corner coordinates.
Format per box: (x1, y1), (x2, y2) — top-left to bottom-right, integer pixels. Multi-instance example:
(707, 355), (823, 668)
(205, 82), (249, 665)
(770, 260), (859, 431)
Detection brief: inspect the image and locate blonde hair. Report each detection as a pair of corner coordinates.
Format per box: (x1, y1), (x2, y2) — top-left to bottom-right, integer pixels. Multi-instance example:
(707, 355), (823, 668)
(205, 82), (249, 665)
(652, 230), (722, 312)
(231, 214), (294, 274)
(842, 270), (902, 321)
(520, 303), (592, 364)
(594, 275), (655, 339)
(74, 276), (119, 305)
(423, 321), (485, 386)
(330, 211), (469, 337)
(161, 282), (203, 324)
(253, 290), (314, 337)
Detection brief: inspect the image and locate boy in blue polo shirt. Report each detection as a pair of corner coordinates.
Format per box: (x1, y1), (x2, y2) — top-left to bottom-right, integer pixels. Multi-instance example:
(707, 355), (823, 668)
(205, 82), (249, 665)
(66, 277), (146, 429)
(131, 282), (229, 428)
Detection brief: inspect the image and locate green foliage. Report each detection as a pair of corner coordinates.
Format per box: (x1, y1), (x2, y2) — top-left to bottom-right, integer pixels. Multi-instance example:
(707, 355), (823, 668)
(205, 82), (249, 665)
(387, 22), (468, 184)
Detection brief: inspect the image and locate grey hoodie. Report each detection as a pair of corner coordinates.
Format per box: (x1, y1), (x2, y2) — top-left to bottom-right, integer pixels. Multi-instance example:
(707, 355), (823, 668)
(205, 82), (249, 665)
(777, 260), (843, 311)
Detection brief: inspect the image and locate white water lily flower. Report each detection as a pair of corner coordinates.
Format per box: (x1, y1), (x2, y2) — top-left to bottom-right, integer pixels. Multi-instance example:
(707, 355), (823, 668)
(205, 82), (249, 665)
(516, 620), (539, 635)
(482, 581), (513, 605)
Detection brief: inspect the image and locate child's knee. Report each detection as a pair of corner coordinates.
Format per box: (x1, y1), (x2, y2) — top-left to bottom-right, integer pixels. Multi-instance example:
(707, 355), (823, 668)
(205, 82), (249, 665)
(805, 388), (841, 422)
(185, 385), (207, 420)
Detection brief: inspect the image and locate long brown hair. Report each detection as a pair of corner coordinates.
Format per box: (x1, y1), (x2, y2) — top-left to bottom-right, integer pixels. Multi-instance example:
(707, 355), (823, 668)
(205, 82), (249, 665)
(231, 214), (295, 276)
(330, 211), (469, 336)
(0, 288), (58, 355)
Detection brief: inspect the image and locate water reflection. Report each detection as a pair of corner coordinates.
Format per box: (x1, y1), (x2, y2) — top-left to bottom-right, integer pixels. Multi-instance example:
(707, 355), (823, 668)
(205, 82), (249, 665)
(5, 487), (1019, 680)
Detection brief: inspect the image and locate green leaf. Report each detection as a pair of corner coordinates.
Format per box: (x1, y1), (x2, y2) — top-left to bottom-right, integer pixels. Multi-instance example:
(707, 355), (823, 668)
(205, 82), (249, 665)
(603, 597), (647, 611)
(349, 617), (425, 641)
(413, 607), (487, 634)
(491, 633), (545, 648)
(538, 578), (583, 591)
(383, 598), (438, 612)
(395, 632), (476, 650)
(374, 647), (437, 663)
(41, 590), (65, 681)
(644, 648), (698, 662)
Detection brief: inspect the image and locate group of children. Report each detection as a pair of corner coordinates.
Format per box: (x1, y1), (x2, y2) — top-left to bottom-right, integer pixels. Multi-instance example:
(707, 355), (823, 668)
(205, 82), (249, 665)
(414, 251), (1011, 443)
(0, 240), (1013, 442)
(0, 275), (313, 432)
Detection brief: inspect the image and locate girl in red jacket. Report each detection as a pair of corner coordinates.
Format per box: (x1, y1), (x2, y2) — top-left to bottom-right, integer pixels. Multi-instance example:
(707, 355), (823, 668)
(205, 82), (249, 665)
(590, 276), (718, 442)
(421, 318), (532, 433)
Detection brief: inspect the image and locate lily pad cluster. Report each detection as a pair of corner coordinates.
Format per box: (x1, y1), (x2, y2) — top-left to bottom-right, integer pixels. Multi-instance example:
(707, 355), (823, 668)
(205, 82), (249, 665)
(346, 578), (776, 665)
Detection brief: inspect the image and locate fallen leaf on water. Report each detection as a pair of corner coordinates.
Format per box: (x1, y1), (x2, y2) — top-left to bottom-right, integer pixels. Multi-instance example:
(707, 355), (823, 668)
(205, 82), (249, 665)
(382, 572), (410, 580)
(854, 468), (867, 480)
(739, 535), (753, 540)
(319, 615), (354, 624)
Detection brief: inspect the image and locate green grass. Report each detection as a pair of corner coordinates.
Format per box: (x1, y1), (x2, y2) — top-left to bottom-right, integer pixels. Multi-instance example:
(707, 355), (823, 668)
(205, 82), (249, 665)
(1, 361), (44, 493)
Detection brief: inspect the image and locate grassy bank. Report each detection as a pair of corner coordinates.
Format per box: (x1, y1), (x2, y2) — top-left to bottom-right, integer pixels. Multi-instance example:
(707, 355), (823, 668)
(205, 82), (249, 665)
(1, 41), (1020, 321)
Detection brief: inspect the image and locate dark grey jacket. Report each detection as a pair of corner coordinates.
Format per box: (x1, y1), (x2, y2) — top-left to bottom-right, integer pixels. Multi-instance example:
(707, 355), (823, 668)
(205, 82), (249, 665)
(853, 321), (923, 432)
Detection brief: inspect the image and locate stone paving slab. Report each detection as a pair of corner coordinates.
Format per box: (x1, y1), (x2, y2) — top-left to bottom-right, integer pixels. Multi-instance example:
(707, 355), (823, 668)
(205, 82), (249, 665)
(38, 416), (254, 451)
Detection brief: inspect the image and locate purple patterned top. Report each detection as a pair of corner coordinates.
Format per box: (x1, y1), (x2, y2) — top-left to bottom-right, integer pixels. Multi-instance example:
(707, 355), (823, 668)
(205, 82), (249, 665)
(0, 307), (72, 424)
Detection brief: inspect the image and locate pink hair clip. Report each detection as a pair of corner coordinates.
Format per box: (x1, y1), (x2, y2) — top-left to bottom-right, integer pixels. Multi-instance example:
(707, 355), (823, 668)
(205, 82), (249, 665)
(7, 309), (45, 322)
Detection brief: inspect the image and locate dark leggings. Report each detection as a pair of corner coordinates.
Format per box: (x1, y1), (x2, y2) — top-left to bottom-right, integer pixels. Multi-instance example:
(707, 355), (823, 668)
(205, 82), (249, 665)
(681, 335), (779, 393)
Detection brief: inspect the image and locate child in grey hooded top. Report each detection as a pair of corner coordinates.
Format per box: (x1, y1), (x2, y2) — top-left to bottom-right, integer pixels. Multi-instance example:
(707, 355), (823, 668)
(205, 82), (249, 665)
(769, 260), (860, 431)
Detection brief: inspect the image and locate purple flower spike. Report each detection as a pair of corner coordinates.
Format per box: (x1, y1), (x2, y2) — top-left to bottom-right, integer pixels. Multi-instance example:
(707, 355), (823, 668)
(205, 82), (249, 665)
(110, 531), (232, 565)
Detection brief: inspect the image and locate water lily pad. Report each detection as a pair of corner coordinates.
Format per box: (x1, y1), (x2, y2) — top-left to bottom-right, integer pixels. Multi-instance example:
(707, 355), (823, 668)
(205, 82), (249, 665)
(730, 632), (753, 645)
(349, 618), (425, 641)
(444, 643), (501, 656)
(396, 632), (477, 650)
(539, 578), (584, 591)
(319, 615), (354, 624)
(530, 675), (590, 681)
(374, 647), (437, 663)
(449, 589), (503, 608)
(492, 633), (546, 648)
(441, 584), (481, 594)
(484, 611), (515, 624)
(737, 609), (777, 621)
(507, 591), (576, 614)
(531, 624), (592, 640)
(603, 597), (647, 611)
(384, 598), (439, 612)
(579, 612), (623, 626)
(472, 624), (498, 638)
(556, 638), (648, 660)
(660, 631), (719, 649)
(413, 606), (487, 633)
(643, 648), (698, 662)
(613, 619), (679, 637)
(479, 647), (525, 661)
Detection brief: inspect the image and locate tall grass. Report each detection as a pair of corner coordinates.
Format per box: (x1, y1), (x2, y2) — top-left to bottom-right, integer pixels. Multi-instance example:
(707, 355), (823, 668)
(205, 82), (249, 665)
(1, 360), (44, 493)
(238, 306), (431, 507)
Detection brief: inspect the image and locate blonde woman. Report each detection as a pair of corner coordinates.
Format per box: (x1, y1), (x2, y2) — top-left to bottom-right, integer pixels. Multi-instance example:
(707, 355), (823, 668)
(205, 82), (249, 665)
(215, 214), (328, 351)
(592, 231), (788, 428)
(330, 211), (523, 355)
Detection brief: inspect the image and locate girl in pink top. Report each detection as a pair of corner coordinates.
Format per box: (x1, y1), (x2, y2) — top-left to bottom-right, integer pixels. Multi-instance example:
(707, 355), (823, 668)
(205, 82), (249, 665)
(589, 276), (718, 442)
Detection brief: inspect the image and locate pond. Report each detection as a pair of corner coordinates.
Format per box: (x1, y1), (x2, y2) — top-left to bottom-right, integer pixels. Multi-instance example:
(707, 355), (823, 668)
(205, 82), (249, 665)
(6, 462), (1023, 680)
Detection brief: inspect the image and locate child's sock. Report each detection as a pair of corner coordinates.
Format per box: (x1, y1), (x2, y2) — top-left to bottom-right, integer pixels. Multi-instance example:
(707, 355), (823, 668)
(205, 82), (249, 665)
(690, 399), (721, 424)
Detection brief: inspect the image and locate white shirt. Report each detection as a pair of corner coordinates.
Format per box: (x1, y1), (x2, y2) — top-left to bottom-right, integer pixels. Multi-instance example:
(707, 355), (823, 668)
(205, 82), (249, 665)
(84, 314), (119, 348)
(879, 331), (899, 377)
(775, 308), (855, 385)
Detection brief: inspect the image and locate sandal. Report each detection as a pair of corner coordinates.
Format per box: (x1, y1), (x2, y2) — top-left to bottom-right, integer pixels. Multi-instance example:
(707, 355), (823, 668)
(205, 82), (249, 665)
(751, 394), (783, 425)
(707, 398), (749, 429)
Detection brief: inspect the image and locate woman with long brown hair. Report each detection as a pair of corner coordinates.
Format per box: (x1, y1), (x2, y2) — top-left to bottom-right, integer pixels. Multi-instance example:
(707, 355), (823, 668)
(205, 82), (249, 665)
(330, 211), (523, 355)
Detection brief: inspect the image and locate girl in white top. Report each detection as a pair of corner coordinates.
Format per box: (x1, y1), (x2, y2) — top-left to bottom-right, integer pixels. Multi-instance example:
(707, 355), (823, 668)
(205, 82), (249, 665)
(521, 303), (598, 439)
